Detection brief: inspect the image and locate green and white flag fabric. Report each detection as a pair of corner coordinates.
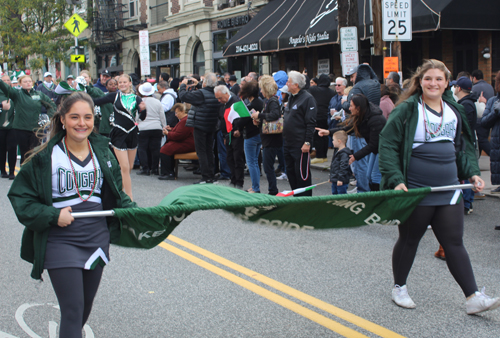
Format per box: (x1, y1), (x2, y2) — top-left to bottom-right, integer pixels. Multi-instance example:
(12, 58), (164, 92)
(112, 185), (430, 249)
(55, 81), (85, 95)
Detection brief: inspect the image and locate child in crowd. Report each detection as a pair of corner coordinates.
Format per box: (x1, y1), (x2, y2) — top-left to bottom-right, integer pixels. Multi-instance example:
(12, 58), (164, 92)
(329, 130), (353, 195)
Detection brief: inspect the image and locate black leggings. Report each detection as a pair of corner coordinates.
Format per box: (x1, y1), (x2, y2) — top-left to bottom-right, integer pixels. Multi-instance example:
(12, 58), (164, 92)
(392, 200), (478, 297)
(48, 266), (103, 338)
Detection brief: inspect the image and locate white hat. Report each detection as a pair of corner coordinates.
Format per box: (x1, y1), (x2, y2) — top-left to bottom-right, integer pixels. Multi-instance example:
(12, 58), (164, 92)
(280, 85), (290, 94)
(345, 66), (358, 76)
(138, 82), (155, 96)
(75, 76), (87, 86)
(44, 72), (53, 78)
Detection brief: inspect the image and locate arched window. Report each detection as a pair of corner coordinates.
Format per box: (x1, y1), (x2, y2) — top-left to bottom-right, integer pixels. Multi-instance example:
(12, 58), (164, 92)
(193, 41), (205, 75)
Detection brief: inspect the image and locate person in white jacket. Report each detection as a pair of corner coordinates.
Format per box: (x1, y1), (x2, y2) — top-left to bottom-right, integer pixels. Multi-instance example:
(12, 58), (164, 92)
(136, 82), (166, 176)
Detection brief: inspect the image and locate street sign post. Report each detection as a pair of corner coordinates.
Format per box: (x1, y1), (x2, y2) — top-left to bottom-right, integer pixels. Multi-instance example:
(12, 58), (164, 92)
(383, 56), (399, 78)
(71, 55), (86, 63)
(64, 14), (88, 38)
(340, 27), (358, 52)
(64, 13), (88, 76)
(139, 30), (150, 76)
(382, 0), (412, 41)
(341, 52), (359, 77)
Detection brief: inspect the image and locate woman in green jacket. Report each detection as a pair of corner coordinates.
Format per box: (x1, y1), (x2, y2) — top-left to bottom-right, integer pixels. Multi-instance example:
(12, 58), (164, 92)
(0, 75), (57, 165)
(8, 92), (136, 337)
(379, 59), (499, 315)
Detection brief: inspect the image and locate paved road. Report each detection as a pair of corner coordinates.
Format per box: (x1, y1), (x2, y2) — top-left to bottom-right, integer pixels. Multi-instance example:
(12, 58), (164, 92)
(1, 167), (499, 338)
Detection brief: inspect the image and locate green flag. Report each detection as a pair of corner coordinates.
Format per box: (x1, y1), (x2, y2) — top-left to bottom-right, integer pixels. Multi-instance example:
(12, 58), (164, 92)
(112, 185), (430, 249)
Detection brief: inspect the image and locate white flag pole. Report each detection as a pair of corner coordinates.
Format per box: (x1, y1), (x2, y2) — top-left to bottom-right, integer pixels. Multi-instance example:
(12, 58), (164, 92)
(429, 183), (474, 192)
(71, 210), (115, 219)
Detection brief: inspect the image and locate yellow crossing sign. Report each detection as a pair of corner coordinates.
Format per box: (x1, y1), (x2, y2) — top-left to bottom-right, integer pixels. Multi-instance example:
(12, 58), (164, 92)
(71, 55), (86, 63)
(64, 14), (88, 37)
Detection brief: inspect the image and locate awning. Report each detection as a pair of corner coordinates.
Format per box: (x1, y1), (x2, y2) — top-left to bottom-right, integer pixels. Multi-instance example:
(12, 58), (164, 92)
(413, 0), (500, 32)
(223, 0), (339, 57)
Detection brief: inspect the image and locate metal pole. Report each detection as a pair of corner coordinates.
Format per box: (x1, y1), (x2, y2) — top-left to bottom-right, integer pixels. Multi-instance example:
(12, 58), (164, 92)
(430, 183), (474, 192)
(74, 5), (79, 76)
(72, 210), (115, 218)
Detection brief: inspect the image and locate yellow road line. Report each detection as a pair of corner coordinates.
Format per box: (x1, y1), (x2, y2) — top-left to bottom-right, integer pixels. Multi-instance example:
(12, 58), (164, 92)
(167, 235), (405, 338)
(158, 241), (368, 338)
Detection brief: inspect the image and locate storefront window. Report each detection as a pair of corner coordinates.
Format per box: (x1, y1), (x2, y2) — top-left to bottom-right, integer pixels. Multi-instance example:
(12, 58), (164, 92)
(150, 46), (157, 62)
(214, 32), (227, 52)
(110, 55), (117, 67)
(150, 67), (157, 79)
(251, 56), (260, 74)
(215, 59), (228, 74)
(171, 64), (180, 78)
(172, 40), (180, 58)
(193, 41), (205, 75)
(229, 29), (240, 38)
(159, 44), (169, 60)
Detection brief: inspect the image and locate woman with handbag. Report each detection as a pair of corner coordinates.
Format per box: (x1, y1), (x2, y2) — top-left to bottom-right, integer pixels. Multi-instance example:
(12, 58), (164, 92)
(251, 75), (283, 195)
(378, 59), (499, 314)
(236, 80), (264, 193)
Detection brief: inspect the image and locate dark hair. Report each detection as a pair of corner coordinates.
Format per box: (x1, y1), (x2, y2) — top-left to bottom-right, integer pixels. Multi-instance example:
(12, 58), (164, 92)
(239, 80), (259, 100)
(495, 70), (500, 93)
(388, 71), (400, 84)
(105, 78), (117, 87)
(25, 92), (95, 163)
(311, 77), (319, 85)
(191, 74), (201, 81)
(456, 71), (470, 80)
(471, 69), (483, 80)
(160, 73), (170, 82)
(381, 84), (400, 104)
(345, 94), (369, 137)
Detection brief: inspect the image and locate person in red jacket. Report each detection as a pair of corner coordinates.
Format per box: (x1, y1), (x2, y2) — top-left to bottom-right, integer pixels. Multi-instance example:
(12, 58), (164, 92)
(158, 103), (195, 180)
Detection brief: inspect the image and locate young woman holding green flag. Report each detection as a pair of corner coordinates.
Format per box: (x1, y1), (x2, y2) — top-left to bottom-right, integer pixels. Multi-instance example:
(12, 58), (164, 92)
(379, 59), (499, 315)
(8, 92), (136, 337)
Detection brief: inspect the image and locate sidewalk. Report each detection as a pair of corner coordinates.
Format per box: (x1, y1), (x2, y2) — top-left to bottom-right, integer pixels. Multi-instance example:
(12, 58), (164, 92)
(310, 148), (499, 196)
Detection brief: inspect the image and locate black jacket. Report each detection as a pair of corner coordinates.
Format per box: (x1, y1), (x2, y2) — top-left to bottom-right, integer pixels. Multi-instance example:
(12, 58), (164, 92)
(342, 64), (381, 111)
(329, 147), (353, 184)
(36, 82), (58, 114)
(330, 102), (386, 160)
(457, 92), (478, 131)
(219, 92), (240, 138)
(230, 84), (240, 96)
(283, 89), (317, 148)
(179, 84), (220, 133)
(481, 94), (500, 184)
(234, 98), (263, 139)
(258, 96), (283, 148)
(308, 74), (335, 121)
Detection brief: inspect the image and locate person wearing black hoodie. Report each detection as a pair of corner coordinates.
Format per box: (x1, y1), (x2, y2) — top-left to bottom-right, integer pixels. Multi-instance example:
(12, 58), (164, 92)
(309, 73), (335, 163)
(318, 94), (386, 191)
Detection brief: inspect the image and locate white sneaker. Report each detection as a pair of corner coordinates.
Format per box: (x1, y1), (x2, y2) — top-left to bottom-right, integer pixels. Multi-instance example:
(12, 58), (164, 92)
(277, 173), (288, 180)
(466, 287), (500, 315)
(392, 285), (416, 309)
(347, 186), (357, 194)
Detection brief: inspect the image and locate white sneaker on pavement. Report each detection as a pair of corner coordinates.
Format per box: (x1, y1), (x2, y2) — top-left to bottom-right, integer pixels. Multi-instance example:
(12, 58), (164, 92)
(277, 173), (288, 180)
(466, 287), (500, 315)
(392, 285), (416, 309)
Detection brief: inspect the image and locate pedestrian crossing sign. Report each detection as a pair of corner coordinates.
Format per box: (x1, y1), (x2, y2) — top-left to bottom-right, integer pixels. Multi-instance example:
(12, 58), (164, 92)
(71, 55), (86, 63)
(64, 14), (88, 37)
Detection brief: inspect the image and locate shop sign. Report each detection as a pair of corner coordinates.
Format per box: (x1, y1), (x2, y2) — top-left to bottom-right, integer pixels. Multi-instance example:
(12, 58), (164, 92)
(341, 52), (359, 77)
(382, 0), (412, 41)
(318, 59), (330, 75)
(236, 43), (258, 54)
(288, 32), (331, 47)
(217, 15), (250, 29)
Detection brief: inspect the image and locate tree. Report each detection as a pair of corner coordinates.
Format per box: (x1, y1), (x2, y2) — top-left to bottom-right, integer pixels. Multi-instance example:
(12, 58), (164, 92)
(0, 0), (75, 70)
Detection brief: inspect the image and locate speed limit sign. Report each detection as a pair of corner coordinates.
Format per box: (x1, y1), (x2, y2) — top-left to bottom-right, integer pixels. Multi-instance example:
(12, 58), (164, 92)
(382, 0), (412, 41)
